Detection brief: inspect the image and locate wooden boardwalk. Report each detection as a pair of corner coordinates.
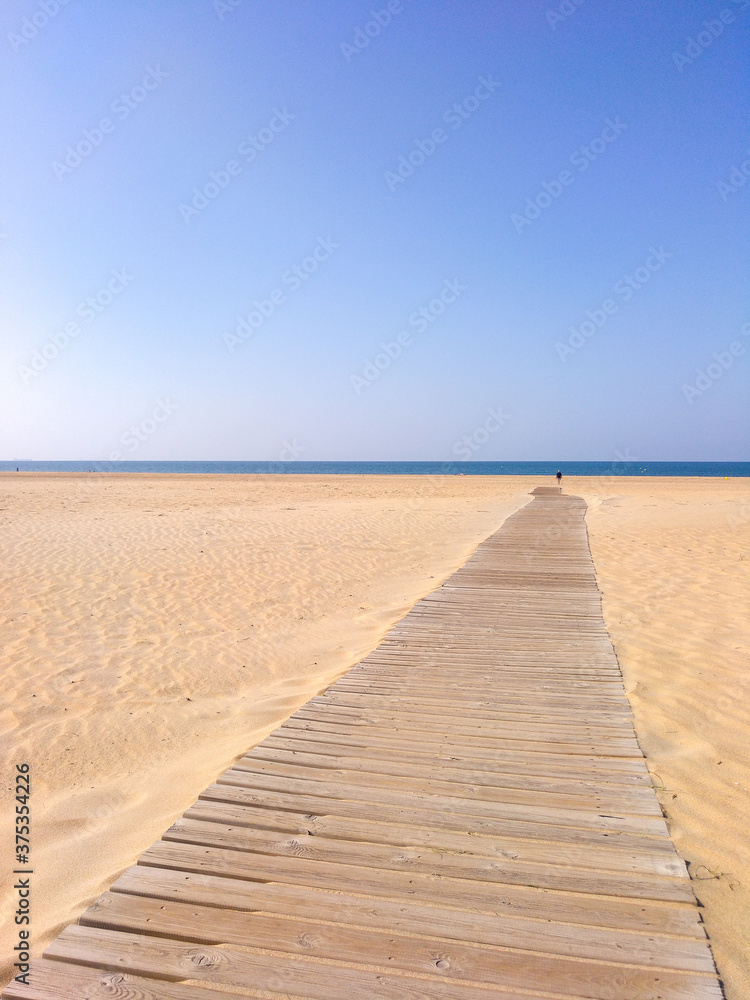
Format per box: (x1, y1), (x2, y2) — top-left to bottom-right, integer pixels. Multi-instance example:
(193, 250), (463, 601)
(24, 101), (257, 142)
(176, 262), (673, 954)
(5, 489), (723, 1000)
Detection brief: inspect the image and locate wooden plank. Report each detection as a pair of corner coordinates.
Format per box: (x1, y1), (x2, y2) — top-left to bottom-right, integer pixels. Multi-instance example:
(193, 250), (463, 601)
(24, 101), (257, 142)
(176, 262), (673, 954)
(243, 745), (655, 793)
(141, 840), (704, 934)
(199, 781), (679, 852)
(0, 959), (227, 1000)
(277, 717), (646, 757)
(217, 768), (670, 835)
(114, 865), (714, 969)
(45, 921), (724, 1000)
(230, 755), (662, 814)
(42, 925), (572, 1000)
(183, 799), (686, 877)
(308, 693), (636, 725)
(330, 686), (635, 712)
(292, 704), (638, 740)
(78, 891), (721, 999)
(161, 817), (694, 901)
(259, 734), (653, 778)
(277, 698), (633, 725)
(308, 693), (634, 720)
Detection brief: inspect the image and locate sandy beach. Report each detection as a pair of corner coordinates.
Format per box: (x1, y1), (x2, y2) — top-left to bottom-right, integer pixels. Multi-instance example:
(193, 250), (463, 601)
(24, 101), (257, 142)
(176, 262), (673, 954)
(1, 473), (748, 997)
(579, 475), (750, 1000)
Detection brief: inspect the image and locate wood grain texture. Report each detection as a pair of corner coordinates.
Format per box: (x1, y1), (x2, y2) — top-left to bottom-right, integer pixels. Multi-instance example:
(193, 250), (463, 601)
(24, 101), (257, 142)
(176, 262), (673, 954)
(5, 489), (723, 999)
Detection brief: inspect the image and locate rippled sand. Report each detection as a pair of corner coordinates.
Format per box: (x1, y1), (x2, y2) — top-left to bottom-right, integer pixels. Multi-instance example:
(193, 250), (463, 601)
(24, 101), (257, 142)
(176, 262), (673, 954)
(0, 472), (529, 984)
(578, 475), (750, 1000)
(1, 473), (747, 996)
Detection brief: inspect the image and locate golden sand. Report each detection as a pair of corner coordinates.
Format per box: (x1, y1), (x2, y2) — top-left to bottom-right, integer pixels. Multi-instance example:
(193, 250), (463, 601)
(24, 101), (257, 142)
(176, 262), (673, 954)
(1, 472), (747, 996)
(578, 475), (750, 1000)
(0, 472), (529, 985)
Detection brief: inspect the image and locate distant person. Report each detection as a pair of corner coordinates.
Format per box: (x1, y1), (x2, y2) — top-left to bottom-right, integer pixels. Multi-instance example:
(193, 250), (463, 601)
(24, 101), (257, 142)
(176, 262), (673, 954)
(556, 470), (562, 484)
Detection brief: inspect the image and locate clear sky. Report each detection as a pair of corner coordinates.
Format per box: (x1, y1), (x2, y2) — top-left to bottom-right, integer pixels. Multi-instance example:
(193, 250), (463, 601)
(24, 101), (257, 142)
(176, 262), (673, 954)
(1, 0), (748, 461)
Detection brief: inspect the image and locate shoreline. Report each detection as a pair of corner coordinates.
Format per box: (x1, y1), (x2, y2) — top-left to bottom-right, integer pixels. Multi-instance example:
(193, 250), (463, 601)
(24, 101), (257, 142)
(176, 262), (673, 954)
(2, 468), (748, 477)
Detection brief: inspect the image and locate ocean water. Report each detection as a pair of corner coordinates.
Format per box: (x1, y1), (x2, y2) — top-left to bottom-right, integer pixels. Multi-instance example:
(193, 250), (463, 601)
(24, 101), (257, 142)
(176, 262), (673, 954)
(1, 461), (748, 477)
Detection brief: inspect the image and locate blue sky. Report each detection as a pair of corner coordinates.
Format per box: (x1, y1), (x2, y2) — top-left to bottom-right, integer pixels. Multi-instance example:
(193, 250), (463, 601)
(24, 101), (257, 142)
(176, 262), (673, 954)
(1, 0), (748, 461)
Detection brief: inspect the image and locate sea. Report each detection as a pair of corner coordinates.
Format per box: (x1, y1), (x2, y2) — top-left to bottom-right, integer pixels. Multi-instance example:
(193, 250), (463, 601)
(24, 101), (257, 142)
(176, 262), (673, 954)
(1, 461), (748, 477)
